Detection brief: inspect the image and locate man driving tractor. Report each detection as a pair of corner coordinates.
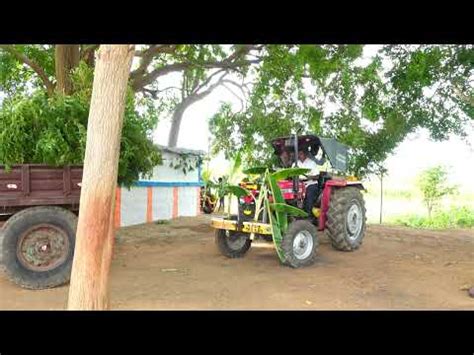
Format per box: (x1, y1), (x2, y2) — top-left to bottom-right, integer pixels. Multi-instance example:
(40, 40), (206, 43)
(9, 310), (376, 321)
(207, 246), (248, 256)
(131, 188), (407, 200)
(279, 149), (294, 168)
(294, 148), (325, 216)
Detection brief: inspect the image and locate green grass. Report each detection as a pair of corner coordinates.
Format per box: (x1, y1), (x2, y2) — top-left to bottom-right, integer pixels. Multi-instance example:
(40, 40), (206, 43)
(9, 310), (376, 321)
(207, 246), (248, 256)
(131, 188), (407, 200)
(364, 186), (416, 199)
(388, 206), (474, 229)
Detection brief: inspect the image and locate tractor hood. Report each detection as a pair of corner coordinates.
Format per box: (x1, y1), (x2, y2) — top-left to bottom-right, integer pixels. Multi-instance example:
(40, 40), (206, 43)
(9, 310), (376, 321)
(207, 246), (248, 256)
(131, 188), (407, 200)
(318, 138), (348, 173)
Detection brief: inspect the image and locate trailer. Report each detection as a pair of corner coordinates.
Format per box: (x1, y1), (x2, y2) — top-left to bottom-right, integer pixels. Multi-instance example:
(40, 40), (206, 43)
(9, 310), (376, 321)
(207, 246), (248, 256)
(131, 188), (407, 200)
(0, 164), (82, 289)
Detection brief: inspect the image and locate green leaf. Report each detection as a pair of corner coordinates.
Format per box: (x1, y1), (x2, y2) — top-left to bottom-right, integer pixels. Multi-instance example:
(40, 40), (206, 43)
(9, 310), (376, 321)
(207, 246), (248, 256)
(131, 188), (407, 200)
(266, 173), (287, 233)
(270, 203), (309, 217)
(271, 167), (311, 181)
(229, 151), (242, 179)
(224, 185), (250, 198)
(243, 166), (270, 175)
(265, 199), (285, 262)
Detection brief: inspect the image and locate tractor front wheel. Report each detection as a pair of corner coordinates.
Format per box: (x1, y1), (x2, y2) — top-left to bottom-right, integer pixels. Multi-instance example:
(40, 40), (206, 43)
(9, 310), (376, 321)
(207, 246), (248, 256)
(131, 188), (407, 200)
(326, 187), (366, 251)
(215, 229), (251, 258)
(281, 220), (319, 268)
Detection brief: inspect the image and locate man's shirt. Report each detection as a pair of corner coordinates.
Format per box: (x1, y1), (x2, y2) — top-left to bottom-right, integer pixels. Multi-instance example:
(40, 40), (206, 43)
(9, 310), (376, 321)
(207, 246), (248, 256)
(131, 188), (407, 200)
(294, 158), (319, 185)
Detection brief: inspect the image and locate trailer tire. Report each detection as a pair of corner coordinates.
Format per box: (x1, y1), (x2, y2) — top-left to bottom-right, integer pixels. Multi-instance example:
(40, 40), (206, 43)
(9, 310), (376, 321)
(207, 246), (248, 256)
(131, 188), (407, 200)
(215, 229), (251, 258)
(326, 187), (366, 251)
(0, 206), (77, 290)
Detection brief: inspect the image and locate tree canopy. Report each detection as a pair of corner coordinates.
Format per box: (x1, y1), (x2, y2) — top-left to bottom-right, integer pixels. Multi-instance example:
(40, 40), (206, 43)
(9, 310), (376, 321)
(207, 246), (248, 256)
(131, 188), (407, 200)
(0, 44), (472, 180)
(210, 45), (473, 176)
(0, 45), (260, 182)
(0, 61), (161, 186)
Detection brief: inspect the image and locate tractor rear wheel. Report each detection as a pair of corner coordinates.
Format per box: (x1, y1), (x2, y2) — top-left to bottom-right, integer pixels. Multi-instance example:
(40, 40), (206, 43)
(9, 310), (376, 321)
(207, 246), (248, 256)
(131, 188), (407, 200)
(281, 220), (319, 268)
(326, 187), (366, 251)
(215, 229), (251, 258)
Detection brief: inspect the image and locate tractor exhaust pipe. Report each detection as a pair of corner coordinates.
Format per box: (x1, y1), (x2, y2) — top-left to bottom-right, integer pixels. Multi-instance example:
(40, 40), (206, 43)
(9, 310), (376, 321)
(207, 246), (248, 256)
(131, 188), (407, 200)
(293, 133), (299, 197)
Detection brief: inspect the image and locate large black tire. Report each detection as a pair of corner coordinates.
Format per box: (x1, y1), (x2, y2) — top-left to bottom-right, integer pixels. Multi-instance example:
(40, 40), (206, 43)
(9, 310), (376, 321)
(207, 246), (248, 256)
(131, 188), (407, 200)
(326, 187), (366, 251)
(281, 220), (319, 268)
(0, 206), (77, 290)
(215, 229), (251, 258)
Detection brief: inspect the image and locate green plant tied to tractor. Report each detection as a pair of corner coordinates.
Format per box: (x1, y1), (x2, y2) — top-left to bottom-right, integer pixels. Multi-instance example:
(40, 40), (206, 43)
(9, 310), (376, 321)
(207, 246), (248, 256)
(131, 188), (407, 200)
(211, 134), (367, 268)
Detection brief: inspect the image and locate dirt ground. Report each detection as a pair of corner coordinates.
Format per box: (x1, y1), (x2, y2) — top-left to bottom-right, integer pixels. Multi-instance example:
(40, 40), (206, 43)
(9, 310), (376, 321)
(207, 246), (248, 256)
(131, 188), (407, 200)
(1, 215), (473, 310)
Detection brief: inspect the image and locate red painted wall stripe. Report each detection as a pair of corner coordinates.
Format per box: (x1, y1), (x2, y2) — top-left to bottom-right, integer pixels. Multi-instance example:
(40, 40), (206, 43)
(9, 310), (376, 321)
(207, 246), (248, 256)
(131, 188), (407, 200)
(172, 187), (179, 218)
(147, 187), (153, 223)
(114, 186), (121, 229)
(196, 187), (201, 215)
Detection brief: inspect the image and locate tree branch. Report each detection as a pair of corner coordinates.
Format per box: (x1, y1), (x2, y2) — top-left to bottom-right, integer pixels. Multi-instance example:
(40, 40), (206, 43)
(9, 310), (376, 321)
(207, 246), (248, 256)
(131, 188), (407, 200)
(221, 83), (246, 112)
(131, 62), (190, 91)
(134, 44), (177, 57)
(221, 79), (248, 98)
(0, 45), (55, 96)
(80, 45), (99, 60)
(130, 45), (263, 93)
(192, 69), (227, 94)
(453, 84), (474, 106)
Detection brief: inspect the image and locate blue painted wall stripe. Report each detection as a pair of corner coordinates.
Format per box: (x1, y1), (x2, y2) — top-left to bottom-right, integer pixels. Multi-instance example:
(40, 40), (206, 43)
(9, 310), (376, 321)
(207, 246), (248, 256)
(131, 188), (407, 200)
(134, 181), (203, 187)
(197, 161), (202, 183)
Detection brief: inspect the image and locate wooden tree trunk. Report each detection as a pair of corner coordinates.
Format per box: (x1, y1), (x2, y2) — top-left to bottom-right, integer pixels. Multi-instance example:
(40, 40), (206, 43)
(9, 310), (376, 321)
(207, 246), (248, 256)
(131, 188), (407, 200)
(168, 102), (187, 148)
(168, 95), (204, 148)
(55, 45), (80, 95)
(67, 45), (135, 310)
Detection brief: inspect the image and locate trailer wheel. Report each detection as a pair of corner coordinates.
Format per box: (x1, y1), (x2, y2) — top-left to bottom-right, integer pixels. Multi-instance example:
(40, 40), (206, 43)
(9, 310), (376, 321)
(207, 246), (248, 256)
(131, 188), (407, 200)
(326, 187), (366, 251)
(215, 229), (251, 258)
(281, 220), (319, 268)
(0, 206), (77, 289)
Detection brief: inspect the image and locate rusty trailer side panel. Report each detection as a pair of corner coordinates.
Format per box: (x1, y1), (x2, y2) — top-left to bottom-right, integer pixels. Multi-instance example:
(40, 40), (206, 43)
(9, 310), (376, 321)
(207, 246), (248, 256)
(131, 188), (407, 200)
(0, 164), (83, 215)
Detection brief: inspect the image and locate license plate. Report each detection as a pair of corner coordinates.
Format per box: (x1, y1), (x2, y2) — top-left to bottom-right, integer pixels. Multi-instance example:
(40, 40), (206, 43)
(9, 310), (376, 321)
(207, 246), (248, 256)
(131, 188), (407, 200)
(242, 223), (270, 235)
(211, 218), (271, 235)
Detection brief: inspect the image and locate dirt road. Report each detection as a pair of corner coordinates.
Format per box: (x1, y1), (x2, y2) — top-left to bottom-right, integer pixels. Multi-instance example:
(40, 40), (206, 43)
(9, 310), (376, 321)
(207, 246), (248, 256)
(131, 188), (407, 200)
(1, 215), (473, 309)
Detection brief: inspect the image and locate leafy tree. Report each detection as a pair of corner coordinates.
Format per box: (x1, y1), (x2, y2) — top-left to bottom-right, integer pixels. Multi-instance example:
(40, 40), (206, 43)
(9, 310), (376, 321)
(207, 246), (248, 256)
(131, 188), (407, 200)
(0, 44), (262, 167)
(1, 44), (472, 179)
(418, 165), (457, 218)
(132, 45), (260, 147)
(210, 45), (473, 176)
(0, 62), (161, 186)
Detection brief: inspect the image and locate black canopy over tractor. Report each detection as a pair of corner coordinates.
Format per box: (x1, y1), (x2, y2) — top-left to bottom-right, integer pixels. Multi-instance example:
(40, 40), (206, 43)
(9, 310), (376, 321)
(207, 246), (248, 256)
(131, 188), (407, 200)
(271, 134), (349, 173)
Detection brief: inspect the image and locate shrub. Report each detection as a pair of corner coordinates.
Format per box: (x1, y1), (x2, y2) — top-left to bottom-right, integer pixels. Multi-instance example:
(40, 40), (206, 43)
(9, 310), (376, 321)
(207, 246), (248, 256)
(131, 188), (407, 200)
(392, 206), (474, 229)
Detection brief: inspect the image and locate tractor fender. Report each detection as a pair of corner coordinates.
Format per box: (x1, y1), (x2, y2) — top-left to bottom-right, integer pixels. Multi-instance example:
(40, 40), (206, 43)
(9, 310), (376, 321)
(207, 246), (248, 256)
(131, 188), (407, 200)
(345, 181), (366, 191)
(318, 179), (365, 231)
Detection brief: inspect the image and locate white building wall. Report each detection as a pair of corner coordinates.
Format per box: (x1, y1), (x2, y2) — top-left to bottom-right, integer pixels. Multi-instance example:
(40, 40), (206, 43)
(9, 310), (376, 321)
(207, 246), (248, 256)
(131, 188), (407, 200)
(121, 187), (147, 227)
(152, 186), (173, 220)
(146, 151), (200, 183)
(178, 186), (199, 217)
(117, 149), (203, 227)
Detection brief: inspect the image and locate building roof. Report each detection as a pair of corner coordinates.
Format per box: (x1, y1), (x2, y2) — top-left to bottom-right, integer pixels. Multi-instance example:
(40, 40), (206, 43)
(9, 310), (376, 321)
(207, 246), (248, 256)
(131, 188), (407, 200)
(156, 144), (206, 157)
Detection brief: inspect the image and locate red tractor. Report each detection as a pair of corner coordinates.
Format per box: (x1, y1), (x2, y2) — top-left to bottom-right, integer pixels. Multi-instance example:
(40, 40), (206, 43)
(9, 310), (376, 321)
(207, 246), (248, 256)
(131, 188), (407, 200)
(211, 134), (367, 268)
